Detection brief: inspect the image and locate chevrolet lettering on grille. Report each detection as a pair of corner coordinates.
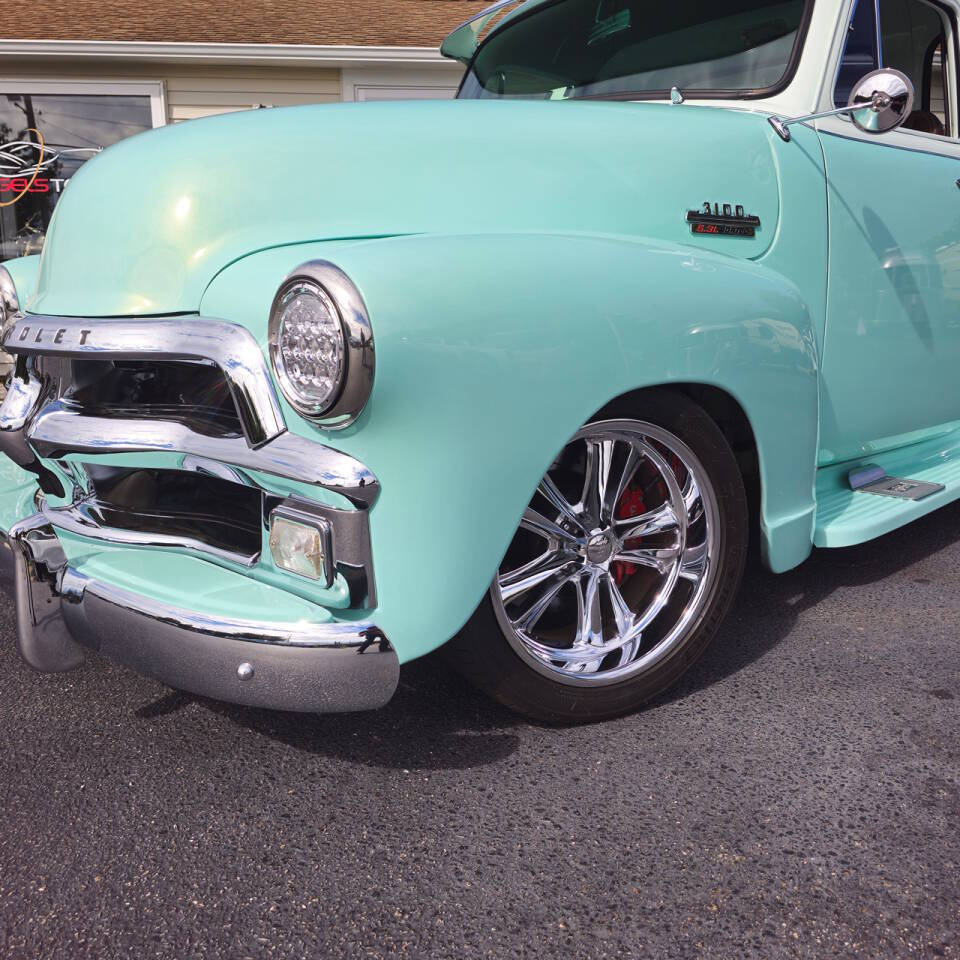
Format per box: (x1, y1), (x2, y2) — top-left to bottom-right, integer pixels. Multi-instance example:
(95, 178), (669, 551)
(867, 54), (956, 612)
(14, 324), (92, 346)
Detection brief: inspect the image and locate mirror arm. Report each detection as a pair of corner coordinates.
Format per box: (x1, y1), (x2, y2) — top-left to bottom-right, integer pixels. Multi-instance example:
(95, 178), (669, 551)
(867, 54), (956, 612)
(768, 104), (862, 142)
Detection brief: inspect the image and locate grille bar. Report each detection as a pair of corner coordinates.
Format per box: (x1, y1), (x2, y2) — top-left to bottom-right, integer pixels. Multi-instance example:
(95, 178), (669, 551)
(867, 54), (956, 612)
(29, 401), (378, 508)
(3, 314), (284, 448)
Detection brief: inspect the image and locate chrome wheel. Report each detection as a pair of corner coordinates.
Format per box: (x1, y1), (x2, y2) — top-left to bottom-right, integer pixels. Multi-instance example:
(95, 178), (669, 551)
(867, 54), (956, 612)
(491, 419), (720, 687)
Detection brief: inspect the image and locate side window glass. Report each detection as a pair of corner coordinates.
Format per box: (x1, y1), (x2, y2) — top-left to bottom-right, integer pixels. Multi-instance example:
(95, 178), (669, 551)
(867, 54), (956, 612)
(879, 0), (952, 136)
(834, 0), (880, 107)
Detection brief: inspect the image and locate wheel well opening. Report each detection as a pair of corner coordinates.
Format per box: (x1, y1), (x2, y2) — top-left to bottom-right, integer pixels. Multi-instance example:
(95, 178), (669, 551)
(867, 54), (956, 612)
(600, 383), (761, 535)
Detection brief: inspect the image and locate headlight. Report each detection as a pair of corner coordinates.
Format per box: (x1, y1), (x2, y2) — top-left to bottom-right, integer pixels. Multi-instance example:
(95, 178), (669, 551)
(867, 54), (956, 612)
(268, 261), (374, 429)
(272, 280), (344, 412)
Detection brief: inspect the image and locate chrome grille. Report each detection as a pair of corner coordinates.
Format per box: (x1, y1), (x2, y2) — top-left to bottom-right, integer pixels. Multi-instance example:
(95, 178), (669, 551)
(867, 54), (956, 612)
(0, 312), (380, 608)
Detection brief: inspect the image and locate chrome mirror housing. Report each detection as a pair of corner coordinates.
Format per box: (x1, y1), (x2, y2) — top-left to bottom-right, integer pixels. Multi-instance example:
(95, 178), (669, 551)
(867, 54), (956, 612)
(848, 68), (914, 135)
(769, 68), (916, 143)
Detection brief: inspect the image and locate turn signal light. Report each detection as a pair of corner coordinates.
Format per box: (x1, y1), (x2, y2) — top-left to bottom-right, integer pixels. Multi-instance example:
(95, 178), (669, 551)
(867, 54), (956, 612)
(268, 510), (333, 585)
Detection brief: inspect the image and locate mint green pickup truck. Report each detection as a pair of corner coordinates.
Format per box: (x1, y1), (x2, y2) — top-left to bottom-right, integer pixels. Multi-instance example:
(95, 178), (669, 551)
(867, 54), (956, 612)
(0, 0), (956, 722)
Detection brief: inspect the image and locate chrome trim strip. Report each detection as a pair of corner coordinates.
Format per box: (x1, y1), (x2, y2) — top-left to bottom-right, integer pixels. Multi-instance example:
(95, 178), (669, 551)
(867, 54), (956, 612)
(60, 566), (363, 647)
(4, 518), (399, 713)
(874, 0), (883, 68)
(2, 314), (284, 448)
(28, 401), (378, 507)
(42, 499), (261, 568)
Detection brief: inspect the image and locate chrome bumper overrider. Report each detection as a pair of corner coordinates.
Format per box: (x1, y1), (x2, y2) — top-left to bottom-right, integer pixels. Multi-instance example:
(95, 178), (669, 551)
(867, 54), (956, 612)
(2, 516), (399, 713)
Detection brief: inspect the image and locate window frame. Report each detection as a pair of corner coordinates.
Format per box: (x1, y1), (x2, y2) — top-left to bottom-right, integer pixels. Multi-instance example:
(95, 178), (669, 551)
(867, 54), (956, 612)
(921, 34), (951, 132)
(831, 0), (959, 142)
(0, 78), (167, 128)
(456, 0), (818, 102)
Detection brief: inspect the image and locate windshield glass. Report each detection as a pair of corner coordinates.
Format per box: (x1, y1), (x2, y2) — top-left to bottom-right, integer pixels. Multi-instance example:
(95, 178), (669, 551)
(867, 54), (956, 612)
(458, 0), (809, 100)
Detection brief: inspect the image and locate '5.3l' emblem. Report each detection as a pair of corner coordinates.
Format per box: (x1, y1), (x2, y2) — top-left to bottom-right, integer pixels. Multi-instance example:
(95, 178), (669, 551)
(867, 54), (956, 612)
(686, 202), (761, 238)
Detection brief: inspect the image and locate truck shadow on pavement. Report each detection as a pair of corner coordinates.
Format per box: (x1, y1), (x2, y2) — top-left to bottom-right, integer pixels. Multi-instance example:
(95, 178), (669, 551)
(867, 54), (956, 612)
(134, 499), (960, 769)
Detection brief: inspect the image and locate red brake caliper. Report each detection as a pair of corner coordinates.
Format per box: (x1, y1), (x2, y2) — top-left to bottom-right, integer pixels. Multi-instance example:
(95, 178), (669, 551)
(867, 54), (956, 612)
(610, 454), (685, 586)
(611, 486), (645, 586)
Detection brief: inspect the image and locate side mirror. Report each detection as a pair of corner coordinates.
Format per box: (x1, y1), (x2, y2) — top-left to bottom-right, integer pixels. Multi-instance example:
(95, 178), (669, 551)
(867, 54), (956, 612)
(848, 68), (914, 134)
(768, 68), (916, 143)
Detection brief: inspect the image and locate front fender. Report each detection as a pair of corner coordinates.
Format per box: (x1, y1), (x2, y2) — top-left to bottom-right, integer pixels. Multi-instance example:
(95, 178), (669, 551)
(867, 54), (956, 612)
(202, 232), (819, 663)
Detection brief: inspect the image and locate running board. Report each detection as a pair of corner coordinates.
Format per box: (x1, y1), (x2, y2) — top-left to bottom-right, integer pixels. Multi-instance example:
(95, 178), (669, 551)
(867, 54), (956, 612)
(815, 428), (960, 548)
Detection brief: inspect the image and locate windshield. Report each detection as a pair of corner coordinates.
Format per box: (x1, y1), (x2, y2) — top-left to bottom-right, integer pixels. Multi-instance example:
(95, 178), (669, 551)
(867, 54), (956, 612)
(458, 0), (809, 100)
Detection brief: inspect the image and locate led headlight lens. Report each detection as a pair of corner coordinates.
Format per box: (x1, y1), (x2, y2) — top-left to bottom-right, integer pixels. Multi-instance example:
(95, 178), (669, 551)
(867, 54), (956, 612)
(271, 279), (345, 415)
(268, 261), (375, 429)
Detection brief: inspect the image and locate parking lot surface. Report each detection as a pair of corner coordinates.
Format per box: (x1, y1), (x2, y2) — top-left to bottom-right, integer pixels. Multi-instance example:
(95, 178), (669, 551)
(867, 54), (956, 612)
(0, 503), (958, 959)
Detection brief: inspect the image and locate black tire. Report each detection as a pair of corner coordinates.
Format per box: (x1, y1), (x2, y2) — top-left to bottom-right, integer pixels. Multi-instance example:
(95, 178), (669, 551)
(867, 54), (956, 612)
(444, 389), (748, 724)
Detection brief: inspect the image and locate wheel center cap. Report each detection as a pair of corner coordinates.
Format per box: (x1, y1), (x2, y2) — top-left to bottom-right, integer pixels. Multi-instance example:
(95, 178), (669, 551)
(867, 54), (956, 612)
(585, 531), (617, 565)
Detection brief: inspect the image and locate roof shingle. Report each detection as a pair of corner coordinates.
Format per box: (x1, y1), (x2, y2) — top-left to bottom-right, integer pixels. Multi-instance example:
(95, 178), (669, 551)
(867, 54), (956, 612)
(2, 0), (492, 47)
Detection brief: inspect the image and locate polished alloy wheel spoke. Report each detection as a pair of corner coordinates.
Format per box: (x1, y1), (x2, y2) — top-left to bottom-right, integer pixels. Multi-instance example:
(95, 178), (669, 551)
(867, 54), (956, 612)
(605, 573), (636, 639)
(615, 544), (681, 574)
(615, 633), (642, 668)
(519, 506), (580, 545)
(678, 540), (709, 582)
(604, 444), (641, 524)
(498, 552), (577, 604)
(576, 568), (605, 648)
(581, 438), (615, 526)
(683, 473), (704, 525)
(511, 570), (573, 633)
(537, 474), (583, 529)
(616, 502), (678, 540)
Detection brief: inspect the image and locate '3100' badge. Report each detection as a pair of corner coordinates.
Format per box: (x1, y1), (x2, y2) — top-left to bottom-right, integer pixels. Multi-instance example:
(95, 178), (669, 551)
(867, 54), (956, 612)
(686, 203), (761, 237)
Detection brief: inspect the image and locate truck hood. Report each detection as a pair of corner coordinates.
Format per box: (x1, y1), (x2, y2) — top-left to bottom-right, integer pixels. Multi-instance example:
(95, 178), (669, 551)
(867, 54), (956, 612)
(33, 99), (781, 317)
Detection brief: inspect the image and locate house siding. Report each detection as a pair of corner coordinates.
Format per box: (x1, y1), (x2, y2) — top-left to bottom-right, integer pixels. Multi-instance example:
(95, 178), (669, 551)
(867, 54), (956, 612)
(4, 59), (342, 122)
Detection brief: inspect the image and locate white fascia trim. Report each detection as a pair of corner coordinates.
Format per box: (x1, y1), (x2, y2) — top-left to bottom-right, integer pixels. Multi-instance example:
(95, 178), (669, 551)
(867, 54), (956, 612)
(0, 39), (461, 69)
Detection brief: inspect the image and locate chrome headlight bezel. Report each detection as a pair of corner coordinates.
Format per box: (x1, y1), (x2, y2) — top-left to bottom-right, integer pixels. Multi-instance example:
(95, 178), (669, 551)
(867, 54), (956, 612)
(268, 261), (374, 430)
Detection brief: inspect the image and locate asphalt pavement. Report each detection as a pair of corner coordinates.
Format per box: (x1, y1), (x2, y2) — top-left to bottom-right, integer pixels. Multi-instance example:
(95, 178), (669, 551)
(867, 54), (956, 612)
(0, 502), (958, 959)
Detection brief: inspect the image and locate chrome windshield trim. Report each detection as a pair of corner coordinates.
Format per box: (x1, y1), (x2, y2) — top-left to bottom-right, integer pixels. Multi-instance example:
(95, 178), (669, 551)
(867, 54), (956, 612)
(28, 401), (379, 507)
(2, 314), (285, 448)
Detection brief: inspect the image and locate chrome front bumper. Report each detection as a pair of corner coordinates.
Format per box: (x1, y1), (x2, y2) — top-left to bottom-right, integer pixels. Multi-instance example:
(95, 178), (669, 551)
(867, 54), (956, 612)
(2, 515), (399, 713)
